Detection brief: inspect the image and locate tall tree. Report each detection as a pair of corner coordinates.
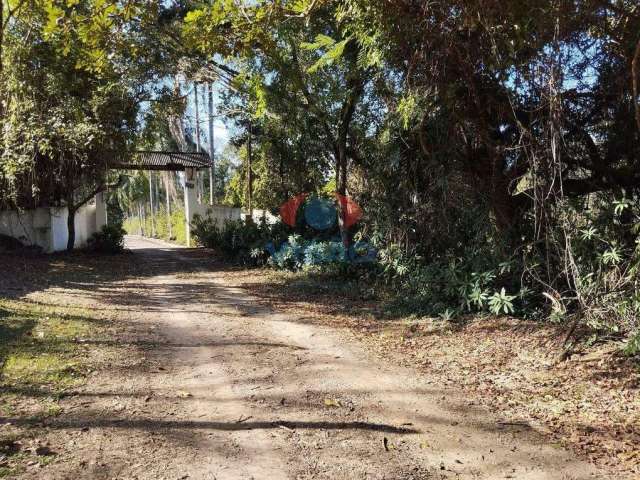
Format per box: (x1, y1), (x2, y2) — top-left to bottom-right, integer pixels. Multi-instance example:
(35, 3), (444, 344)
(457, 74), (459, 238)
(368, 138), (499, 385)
(183, 0), (373, 242)
(0, 0), (178, 249)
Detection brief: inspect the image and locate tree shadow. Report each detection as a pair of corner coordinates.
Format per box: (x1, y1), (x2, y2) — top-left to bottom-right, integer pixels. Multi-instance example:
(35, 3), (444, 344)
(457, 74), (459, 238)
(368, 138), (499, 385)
(0, 415), (418, 434)
(0, 245), (222, 301)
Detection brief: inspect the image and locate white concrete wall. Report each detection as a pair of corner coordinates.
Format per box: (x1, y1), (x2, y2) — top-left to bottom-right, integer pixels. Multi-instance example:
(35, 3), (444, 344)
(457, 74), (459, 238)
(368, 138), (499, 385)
(75, 202), (98, 248)
(192, 203), (242, 225)
(47, 203), (99, 252)
(0, 208), (53, 250)
(0, 195), (106, 253)
(241, 209), (278, 225)
(95, 192), (108, 231)
(50, 208), (68, 252)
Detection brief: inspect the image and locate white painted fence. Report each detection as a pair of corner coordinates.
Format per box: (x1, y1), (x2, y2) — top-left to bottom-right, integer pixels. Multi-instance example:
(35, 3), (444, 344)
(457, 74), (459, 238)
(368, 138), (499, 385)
(0, 194), (107, 253)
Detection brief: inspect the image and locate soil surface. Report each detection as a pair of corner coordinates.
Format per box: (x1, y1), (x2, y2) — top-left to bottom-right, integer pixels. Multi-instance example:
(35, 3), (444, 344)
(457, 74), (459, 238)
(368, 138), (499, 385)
(1, 237), (618, 479)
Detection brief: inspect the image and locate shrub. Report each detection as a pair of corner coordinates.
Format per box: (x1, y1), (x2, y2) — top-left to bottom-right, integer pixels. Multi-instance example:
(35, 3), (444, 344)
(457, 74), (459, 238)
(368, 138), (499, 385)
(87, 225), (125, 254)
(191, 215), (280, 265)
(373, 236), (529, 319)
(0, 234), (26, 252)
(369, 192), (640, 343)
(624, 331), (640, 357)
(269, 235), (307, 270)
(106, 198), (124, 229)
(268, 237), (377, 273)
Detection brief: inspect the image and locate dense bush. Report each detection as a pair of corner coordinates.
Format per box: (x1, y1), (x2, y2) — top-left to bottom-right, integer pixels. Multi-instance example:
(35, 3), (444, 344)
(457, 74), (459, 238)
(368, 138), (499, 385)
(375, 242), (527, 319)
(371, 194), (640, 344)
(191, 212), (378, 272)
(87, 225), (125, 254)
(191, 215), (287, 265)
(106, 198), (125, 229)
(559, 197), (640, 335)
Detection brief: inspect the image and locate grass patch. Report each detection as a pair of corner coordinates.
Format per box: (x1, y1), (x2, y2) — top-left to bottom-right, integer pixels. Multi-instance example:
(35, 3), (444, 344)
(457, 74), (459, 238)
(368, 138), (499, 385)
(0, 299), (100, 475)
(0, 299), (97, 398)
(2, 354), (80, 387)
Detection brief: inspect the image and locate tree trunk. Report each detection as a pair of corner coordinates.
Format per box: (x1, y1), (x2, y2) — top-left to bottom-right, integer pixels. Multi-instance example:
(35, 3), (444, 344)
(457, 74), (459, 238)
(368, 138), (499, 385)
(336, 144), (349, 247)
(335, 71), (364, 248)
(138, 203), (144, 236)
(67, 208), (77, 251)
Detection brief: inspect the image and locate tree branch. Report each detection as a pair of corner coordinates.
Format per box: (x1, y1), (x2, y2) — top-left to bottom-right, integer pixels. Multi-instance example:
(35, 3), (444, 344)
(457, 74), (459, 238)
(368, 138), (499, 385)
(563, 171), (640, 196)
(288, 40), (337, 147)
(70, 176), (125, 212)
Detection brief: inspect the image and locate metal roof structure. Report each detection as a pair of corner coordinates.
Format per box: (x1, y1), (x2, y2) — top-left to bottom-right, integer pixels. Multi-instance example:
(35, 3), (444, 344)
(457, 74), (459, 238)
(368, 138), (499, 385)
(109, 151), (212, 171)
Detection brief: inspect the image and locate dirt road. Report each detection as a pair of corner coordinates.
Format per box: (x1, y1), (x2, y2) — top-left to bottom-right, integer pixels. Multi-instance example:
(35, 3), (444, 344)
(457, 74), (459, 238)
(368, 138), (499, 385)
(14, 236), (603, 480)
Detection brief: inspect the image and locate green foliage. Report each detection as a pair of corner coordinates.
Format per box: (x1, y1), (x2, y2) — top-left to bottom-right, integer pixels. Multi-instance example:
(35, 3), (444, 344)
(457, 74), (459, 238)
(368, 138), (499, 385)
(191, 216), (281, 265)
(301, 34), (351, 73)
(106, 198), (125, 229)
(624, 332), (640, 357)
(0, 1), (151, 211)
(367, 192), (640, 344)
(268, 236), (376, 278)
(557, 197), (640, 334)
(123, 208), (187, 246)
(87, 225), (125, 254)
(376, 240), (524, 319)
(488, 288), (516, 315)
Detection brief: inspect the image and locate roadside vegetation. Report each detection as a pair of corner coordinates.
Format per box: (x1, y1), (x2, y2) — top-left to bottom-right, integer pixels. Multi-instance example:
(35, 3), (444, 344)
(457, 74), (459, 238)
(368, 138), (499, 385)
(124, 207), (188, 246)
(0, 0), (639, 476)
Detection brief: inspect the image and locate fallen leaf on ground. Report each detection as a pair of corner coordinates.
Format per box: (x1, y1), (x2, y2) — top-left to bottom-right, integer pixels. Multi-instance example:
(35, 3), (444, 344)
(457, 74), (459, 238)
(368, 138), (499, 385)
(324, 398), (341, 408)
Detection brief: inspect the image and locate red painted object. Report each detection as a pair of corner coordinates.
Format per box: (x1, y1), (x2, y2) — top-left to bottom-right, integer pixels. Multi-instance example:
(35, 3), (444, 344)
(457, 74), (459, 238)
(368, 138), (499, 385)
(279, 192), (363, 229)
(279, 193), (309, 227)
(334, 193), (363, 228)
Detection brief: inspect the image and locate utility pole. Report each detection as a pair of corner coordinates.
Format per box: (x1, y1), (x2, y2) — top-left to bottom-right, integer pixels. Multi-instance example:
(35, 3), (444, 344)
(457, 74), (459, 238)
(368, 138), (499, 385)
(194, 83), (202, 202)
(164, 173), (172, 240)
(247, 119), (253, 219)
(207, 83), (215, 205)
(194, 83), (201, 152)
(148, 172), (156, 237)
